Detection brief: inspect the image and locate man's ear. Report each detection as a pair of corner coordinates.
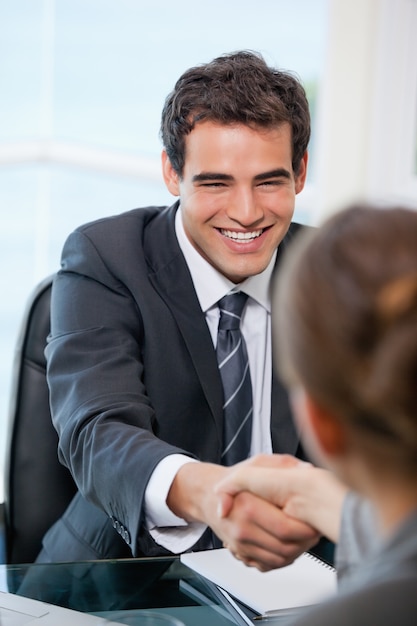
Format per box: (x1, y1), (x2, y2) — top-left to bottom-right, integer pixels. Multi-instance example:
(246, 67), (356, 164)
(161, 150), (180, 196)
(295, 151), (308, 194)
(304, 393), (347, 456)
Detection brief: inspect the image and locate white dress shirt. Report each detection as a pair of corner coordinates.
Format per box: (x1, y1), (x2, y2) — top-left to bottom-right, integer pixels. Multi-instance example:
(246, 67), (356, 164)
(144, 207), (274, 552)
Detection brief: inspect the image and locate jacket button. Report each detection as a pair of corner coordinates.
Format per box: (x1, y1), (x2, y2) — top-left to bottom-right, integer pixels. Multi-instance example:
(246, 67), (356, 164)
(123, 529), (131, 544)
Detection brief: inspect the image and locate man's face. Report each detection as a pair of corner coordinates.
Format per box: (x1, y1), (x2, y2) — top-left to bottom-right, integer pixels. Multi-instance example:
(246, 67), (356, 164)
(162, 121), (307, 283)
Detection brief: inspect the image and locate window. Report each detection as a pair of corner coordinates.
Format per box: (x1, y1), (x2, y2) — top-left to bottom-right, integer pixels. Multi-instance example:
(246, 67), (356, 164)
(0, 0), (328, 484)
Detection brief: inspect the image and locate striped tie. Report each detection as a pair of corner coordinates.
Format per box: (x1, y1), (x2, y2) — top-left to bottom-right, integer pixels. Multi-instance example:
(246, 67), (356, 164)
(217, 292), (253, 466)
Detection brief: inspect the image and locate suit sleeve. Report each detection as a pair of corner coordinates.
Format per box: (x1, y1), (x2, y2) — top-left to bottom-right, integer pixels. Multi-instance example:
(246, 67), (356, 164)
(46, 228), (193, 555)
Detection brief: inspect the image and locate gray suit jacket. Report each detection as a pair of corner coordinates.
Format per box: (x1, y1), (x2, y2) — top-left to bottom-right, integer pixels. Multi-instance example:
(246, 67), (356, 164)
(41, 202), (304, 561)
(289, 508), (417, 626)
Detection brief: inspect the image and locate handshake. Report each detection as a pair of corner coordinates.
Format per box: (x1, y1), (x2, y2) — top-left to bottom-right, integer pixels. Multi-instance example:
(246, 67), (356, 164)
(168, 454), (347, 573)
(215, 454), (347, 571)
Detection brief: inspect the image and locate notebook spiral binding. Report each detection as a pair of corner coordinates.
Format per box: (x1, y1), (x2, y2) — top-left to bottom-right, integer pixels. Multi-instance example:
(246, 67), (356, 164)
(306, 552), (336, 571)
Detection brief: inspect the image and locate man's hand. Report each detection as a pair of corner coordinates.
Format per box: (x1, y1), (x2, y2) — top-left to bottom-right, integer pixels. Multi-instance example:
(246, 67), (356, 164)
(215, 454), (347, 544)
(166, 457), (320, 572)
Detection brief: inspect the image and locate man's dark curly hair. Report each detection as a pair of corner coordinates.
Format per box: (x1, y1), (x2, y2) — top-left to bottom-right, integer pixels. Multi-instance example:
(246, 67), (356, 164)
(160, 50), (310, 177)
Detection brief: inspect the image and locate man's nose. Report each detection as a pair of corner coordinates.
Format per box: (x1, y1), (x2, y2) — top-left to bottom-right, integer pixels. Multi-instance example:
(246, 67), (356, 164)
(226, 188), (263, 225)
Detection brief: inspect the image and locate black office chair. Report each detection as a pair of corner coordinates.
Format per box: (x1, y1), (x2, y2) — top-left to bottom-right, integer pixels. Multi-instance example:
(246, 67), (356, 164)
(3, 275), (77, 564)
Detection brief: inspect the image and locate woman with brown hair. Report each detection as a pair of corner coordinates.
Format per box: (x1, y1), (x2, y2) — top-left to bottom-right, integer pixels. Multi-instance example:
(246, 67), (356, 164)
(217, 203), (417, 625)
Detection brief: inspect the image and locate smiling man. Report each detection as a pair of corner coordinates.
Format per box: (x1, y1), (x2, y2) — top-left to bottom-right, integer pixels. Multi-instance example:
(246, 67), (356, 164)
(163, 121), (306, 283)
(41, 51), (318, 570)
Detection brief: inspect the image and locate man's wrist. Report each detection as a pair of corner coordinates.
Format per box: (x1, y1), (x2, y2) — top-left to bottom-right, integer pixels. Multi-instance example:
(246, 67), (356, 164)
(167, 461), (226, 523)
(144, 454), (198, 528)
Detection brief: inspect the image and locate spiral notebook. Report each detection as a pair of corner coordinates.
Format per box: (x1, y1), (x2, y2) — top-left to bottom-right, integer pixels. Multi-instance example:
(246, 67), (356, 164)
(181, 548), (337, 618)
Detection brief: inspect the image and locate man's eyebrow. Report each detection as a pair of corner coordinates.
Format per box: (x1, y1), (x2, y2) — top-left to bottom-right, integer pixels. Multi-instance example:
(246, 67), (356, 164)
(254, 168), (292, 181)
(192, 172), (234, 183)
(191, 168), (292, 183)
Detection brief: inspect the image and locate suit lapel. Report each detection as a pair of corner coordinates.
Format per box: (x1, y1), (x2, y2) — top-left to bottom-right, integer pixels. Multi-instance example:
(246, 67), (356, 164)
(270, 371), (299, 455)
(270, 222), (306, 455)
(144, 203), (224, 433)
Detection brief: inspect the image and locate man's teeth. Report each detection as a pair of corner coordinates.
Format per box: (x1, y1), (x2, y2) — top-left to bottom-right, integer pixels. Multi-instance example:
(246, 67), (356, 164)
(221, 229), (263, 241)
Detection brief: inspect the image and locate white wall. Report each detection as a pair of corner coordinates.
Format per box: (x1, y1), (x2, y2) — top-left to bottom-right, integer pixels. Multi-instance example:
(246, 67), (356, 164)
(314, 0), (417, 221)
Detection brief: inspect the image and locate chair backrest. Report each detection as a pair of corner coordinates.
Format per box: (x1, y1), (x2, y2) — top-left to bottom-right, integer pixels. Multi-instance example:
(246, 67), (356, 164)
(4, 275), (77, 564)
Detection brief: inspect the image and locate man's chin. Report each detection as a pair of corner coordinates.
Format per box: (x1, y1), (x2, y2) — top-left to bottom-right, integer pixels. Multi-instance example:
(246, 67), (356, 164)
(218, 258), (272, 283)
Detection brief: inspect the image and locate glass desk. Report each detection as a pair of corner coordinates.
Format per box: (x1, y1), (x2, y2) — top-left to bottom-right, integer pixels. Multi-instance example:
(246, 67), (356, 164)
(0, 557), (267, 626)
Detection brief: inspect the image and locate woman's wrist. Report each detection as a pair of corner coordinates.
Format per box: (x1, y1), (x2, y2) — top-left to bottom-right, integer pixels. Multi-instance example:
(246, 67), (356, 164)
(285, 467), (347, 542)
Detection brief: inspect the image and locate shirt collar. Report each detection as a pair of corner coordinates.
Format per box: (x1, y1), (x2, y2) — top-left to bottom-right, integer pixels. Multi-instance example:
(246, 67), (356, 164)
(175, 206), (275, 313)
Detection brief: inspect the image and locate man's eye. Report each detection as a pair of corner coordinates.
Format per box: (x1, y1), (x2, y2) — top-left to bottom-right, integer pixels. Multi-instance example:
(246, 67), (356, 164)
(259, 180), (283, 187)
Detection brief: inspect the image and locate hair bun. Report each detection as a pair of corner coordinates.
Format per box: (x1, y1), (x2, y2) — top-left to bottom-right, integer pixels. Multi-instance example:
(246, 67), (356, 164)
(376, 271), (417, 323)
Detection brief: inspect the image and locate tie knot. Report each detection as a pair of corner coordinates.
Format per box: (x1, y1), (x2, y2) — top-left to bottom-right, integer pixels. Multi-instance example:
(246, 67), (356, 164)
(218, 292), (248, 330)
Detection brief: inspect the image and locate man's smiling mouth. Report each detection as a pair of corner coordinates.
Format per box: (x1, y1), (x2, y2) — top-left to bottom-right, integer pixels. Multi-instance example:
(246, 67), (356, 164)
(220, 228), (264, 241)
